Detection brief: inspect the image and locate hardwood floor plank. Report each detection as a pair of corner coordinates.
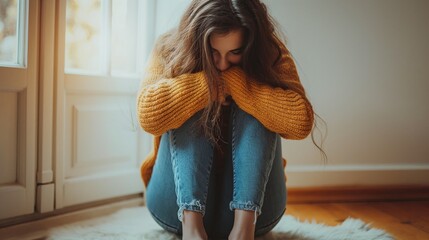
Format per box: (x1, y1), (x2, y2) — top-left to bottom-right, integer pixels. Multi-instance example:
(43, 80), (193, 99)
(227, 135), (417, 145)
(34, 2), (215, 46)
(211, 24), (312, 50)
(286, 204), (341, 226)
(371, 201), (429, 234)
(286, 201), (429, 240)
(333, 202), (429, 240)
(316, 203), (356, 224)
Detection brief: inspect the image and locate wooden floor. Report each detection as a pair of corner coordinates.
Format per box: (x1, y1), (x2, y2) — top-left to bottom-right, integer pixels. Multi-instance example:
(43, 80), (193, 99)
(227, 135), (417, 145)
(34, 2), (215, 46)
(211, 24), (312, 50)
(285, 200), (429, 240)
(1, 199), (428, 240)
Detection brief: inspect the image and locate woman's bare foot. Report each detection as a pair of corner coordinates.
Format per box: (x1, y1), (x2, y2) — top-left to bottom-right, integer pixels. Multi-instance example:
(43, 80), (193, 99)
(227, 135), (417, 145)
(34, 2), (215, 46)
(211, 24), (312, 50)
(182, 210), (208, 240)
(228, 210), (256, 240)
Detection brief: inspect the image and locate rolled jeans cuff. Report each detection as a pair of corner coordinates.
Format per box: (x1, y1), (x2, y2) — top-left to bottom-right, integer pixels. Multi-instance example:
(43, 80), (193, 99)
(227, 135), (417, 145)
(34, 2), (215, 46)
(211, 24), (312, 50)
(177, 199), (205, 222)
(229, 201), (262, 216)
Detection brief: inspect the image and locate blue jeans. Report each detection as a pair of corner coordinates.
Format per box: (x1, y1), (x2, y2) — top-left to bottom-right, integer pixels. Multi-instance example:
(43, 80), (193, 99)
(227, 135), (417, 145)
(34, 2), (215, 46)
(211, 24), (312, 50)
(146, 102), (286, 239)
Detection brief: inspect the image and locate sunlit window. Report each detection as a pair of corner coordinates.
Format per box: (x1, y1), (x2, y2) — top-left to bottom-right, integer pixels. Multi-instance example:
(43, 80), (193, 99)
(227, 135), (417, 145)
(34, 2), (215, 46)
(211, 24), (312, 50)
(65, 0), (103, 73)
(65, 0), (142, 76)
(0, 0), (26, 67)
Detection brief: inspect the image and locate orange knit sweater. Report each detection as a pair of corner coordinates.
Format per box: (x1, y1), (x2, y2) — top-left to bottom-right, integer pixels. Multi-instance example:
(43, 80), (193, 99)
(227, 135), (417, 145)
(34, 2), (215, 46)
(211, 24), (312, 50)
(137, 42), (314, 187)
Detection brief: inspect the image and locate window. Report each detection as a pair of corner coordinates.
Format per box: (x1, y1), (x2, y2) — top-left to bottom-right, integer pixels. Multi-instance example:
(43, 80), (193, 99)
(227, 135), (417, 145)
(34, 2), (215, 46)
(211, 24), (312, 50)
(65, 0), (143, 77)
(0, 0), (27, 67)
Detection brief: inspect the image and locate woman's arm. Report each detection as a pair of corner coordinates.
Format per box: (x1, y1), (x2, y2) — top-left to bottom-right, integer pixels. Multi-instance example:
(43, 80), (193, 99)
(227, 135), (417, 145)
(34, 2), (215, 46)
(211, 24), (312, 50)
(137, 49), (209, 136)
(222, 46), (314, 140)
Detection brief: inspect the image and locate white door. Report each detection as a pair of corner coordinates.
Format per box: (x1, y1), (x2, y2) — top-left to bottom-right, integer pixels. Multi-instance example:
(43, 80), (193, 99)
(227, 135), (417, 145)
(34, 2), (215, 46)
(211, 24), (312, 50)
(0, 0), (38, 219)
(54, 0), (152, 208)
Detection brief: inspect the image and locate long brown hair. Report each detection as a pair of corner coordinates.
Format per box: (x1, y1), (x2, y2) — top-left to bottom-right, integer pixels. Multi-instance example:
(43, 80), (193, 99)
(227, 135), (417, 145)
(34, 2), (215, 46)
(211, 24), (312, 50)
(156, 0), (325, 157)
(156, 0), (292, 142)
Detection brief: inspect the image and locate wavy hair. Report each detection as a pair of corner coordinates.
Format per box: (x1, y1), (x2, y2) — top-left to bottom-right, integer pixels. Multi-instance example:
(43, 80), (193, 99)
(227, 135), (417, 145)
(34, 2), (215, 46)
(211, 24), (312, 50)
(156, 0), (291, 141)
(156, 0), (326, 160)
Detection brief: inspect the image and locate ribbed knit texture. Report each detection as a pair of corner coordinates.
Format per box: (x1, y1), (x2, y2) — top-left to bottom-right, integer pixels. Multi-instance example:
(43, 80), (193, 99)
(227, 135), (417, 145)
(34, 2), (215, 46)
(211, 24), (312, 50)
(137, 44), (314, 186)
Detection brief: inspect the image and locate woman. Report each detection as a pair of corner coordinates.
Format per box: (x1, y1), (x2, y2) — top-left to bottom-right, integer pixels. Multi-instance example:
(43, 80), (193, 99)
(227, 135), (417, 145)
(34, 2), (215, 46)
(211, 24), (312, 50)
(137, 0), (314, 239)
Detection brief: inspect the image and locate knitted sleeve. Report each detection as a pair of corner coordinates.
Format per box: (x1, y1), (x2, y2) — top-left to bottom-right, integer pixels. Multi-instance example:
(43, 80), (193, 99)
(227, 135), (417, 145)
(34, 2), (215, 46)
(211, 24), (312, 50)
(137, 49), (209, 136)
(222, 45), (314, 140)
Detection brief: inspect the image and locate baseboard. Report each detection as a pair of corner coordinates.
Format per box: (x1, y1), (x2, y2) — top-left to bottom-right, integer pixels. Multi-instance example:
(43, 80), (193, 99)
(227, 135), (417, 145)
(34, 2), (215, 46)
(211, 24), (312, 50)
(285, 164), (429, 187)
(0, 196), (144, 239)
(0, 194), (143, 229)
(287, 185), (429, 203)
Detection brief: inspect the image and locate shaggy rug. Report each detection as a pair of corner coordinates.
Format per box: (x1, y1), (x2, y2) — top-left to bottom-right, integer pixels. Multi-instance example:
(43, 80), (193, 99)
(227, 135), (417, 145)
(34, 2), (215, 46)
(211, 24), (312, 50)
(47, 207), (394, 240)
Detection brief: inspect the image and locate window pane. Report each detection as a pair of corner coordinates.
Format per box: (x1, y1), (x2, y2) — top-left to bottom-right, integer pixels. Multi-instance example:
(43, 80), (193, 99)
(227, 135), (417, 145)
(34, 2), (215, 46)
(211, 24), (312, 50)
(0, 0), (19, 65)
(65, 0), (103, 73)
(111, 0), (138, 75)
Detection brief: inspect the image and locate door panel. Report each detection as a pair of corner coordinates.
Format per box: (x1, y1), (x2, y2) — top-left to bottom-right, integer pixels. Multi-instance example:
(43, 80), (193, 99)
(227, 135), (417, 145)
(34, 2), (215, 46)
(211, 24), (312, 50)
(0, 0), (38, 220)
(55, 0), (147, 208)
(0, 93), (18, 185)
(62, 95), (141, 206)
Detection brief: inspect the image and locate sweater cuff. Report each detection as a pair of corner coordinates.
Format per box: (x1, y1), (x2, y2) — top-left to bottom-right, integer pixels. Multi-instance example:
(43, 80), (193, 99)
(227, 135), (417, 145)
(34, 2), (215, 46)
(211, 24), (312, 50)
(222, 66), (246, 82)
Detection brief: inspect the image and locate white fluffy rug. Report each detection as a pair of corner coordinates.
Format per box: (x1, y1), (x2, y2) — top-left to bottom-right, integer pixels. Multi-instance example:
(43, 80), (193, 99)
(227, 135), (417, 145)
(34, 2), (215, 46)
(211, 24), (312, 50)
(47, 207), (394, 240)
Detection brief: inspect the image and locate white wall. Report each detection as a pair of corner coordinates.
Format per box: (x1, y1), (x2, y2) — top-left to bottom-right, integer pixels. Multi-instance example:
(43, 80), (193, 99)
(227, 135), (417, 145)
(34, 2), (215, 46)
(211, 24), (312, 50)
(153, 0), (429, 187)
(267, 0), (429, 187)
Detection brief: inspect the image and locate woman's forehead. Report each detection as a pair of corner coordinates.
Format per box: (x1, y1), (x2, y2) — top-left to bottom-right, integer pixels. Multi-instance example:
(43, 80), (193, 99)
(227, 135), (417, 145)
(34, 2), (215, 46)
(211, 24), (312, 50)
(210, 29), (244, 50)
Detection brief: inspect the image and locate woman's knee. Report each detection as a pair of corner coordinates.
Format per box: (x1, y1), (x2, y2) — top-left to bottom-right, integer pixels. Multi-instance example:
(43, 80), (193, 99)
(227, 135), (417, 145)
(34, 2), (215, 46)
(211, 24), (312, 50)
(169, 110), (212, 151)
(232, 103), (276, 142)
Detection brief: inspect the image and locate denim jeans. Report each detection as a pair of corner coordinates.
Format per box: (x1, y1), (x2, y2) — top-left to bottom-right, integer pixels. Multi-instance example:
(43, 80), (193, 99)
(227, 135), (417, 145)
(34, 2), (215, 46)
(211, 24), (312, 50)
(146, 102), (286, 239)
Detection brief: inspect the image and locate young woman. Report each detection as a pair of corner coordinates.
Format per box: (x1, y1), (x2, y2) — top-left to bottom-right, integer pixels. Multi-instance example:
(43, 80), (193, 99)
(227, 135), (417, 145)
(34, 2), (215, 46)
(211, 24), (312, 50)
(137, 0), (314, 239)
